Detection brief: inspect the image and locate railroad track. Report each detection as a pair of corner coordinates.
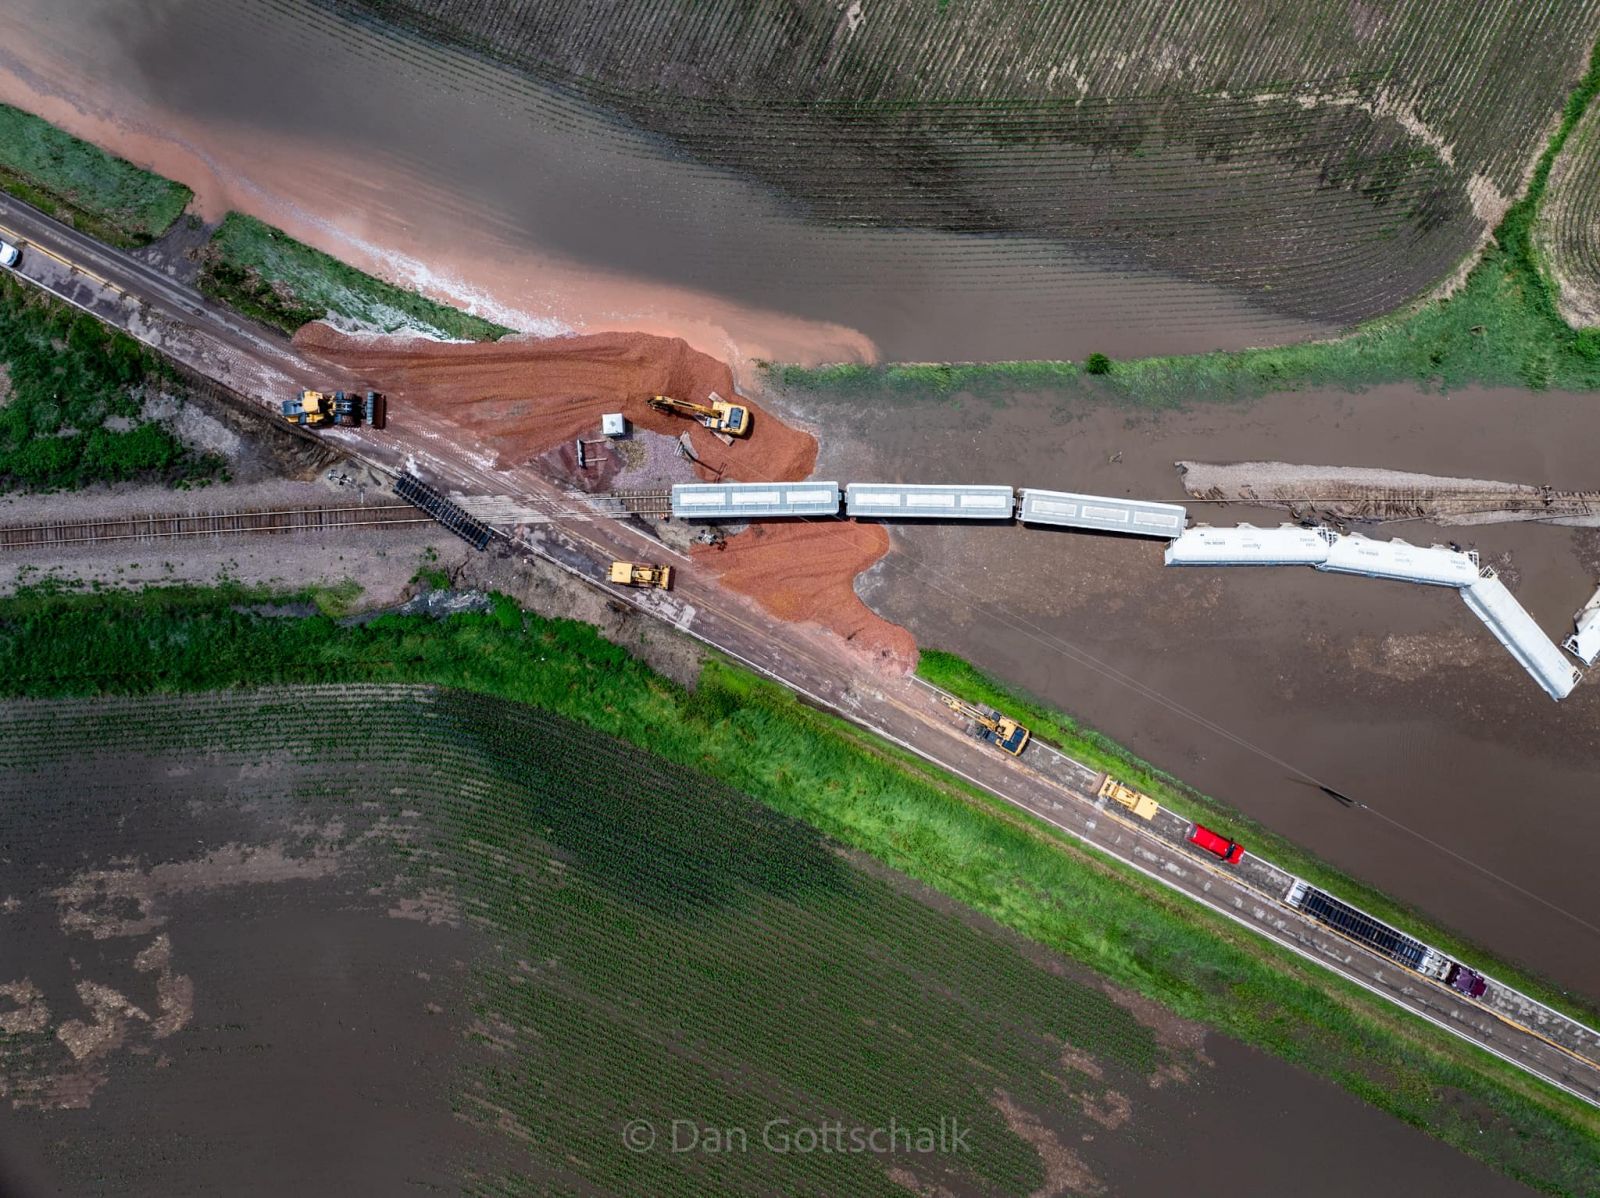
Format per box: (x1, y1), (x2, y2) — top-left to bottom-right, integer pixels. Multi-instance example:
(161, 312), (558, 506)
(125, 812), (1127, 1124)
(599, 487), (674, 517)
(0, 504), (433, 551)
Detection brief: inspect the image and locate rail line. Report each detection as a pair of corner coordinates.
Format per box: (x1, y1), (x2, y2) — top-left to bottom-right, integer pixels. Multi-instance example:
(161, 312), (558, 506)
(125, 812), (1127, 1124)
(0, 504), (432, 551)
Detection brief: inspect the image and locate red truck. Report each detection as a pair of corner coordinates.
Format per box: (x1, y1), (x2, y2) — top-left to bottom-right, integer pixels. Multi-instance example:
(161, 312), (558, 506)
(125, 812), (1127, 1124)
(1187, 823), (1245, 865)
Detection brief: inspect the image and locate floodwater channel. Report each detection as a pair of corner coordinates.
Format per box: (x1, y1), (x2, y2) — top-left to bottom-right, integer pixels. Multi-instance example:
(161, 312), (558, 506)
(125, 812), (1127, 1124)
(0, 0), (1331, 365)
(804, 381), (1600, 999)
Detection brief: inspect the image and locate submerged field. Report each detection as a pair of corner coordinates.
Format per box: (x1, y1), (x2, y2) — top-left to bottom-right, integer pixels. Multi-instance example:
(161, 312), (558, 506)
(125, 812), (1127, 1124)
(342, 0), (1600, 326)
(0, 685), (1176, 1195)
(1, 587), (1598, 1193)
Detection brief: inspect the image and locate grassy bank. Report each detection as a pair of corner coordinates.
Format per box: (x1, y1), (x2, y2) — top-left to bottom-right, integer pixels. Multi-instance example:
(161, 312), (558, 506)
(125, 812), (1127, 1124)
(768, 42), (1600, 406)
(0, 274), (220, 491)
(917, 649), (1600, 1032)
(1, 583), (1597, 1193)
(198, 212), (512, 341)
(0, 103), (191, 247)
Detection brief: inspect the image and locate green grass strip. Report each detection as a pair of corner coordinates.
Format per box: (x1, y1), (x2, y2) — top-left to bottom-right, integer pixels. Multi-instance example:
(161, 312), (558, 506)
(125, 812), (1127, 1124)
(0, 103), (191, 248)
(1, 583), (1598, 1193)
(198, 212), (513, 341)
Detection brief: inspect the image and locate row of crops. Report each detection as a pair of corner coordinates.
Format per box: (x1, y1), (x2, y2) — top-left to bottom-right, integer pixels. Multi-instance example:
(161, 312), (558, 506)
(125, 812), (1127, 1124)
(1538, 95), (1600, 327)
(0, 685), (1164, 1195)
(328, 0), (1600, 324)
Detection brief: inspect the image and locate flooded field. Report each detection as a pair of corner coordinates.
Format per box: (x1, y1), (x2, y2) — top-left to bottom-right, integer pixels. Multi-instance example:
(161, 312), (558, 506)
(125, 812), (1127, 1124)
(0, 689), (1537, 1196)
(794, 379), (1600, 998)
(0, 0), (1330, 364)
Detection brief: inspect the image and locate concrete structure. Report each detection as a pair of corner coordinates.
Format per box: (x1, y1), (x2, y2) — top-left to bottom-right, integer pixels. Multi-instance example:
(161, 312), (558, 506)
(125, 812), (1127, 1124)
(1164, 523), (1335, 567)
(1317, 535), (1479, 588)
(845, 483), (1015, 520)
(1461, 570), (1582, 701)
(1019, 489), (1186, 538)
(601, 413), (627, 437)
(671, 481), (841, 520)
(1565, 584), (1600, 667)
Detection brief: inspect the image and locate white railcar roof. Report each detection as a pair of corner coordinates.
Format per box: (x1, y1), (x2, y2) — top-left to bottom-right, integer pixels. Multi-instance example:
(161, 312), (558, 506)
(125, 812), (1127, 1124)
(845, 483), (1014, 519)
(1462, 572), (1581, 700)
(1317, 535), (1478, 588)
(1164, 523), (1334, 566)
(1019, 489), (1186, 539)
(671, 482), (840, 519)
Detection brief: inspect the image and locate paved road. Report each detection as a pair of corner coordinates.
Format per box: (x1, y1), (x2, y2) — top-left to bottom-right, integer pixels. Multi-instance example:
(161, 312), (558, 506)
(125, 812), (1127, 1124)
(5, 196), (1600, 1108)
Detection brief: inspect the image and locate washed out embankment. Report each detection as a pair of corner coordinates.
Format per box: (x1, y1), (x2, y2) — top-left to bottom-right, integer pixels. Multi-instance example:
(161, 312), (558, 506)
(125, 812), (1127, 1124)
(294, 323), (816, 482)
(692, 521), (917, 669)
(295, 324), (911, 659)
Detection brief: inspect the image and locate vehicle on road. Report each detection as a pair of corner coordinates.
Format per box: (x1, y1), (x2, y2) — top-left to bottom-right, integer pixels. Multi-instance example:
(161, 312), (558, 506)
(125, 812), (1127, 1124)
(940, 695), (1030, 756)
(1097, 774), (1160, 820)
(1449, 964), (1489, 998)
(0, 240), (20, 269)
(1284, 880), (1490, 997)
(648, 393), (751, 437)
(610, 561), (673, 589)
(1187, 823), (1245, 864)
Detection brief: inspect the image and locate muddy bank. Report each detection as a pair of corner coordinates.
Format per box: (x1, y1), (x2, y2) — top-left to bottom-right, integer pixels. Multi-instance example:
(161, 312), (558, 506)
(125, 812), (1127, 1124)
(788, 378), (1600, 998)
(692, 522), (916, 669)
(1180, 460), (1600, 527)
(295, 324), (816, 483)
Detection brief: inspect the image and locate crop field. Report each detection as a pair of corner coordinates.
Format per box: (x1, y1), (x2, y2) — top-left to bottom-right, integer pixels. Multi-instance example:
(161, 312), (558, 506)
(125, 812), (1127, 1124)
(1538, 93), (1600, 327)
(0, 102), (191, 247)
(3, 585), (1600, 1192)
(199, 212), (512, 340)
(0, 685), (1166, 1195)
(0, 273), (221, 492)
(335, 0), (1600, 327)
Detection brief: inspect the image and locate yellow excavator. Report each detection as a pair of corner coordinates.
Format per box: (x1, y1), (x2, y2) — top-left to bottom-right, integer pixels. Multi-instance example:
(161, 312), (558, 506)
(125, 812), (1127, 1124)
(609, 561), (673, 590)
(647, 393), (751, 437)
(940, 695), (1030, 756)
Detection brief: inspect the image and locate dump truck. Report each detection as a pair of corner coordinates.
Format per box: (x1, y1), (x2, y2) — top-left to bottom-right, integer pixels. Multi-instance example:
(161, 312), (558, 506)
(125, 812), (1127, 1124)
(647, 394), (751, 437)
(284, 389), (386, 429)
(609, 561), (672, 590)
(940, 695), (1029, 756)
(1097, 775), (1159, 820)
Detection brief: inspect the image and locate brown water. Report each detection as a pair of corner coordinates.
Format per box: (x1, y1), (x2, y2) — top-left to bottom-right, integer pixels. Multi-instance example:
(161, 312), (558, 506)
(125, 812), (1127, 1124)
(806, 382), (1600, 1000)
(0, 0), (1331, 365)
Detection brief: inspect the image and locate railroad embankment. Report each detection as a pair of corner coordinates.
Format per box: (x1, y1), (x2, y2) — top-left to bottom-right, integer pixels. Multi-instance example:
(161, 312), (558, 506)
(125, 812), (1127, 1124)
(198, 212), (512, 341)
(3, 584), (1599, 1193)
(0, 102), (192, 247)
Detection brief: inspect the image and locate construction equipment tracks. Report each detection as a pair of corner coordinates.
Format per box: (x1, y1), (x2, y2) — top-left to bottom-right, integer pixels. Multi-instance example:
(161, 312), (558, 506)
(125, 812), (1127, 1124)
(0, 504), (432, 551)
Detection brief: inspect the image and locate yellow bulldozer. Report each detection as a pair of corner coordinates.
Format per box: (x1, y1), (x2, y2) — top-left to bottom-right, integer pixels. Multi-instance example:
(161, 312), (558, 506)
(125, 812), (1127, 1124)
(940, 695), (1030, 756)
(609, 561), (673, 590)
(1097, 775), (1160, 820)
(647, 393), (751, 437)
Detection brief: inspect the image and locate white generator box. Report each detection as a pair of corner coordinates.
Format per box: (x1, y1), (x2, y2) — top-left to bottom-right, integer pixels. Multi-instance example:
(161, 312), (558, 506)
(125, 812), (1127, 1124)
(601, 413), (628, 437)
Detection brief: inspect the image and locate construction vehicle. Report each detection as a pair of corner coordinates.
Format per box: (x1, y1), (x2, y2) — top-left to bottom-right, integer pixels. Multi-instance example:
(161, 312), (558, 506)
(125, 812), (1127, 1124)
(940, 695), (1029, 756)
(647, 393), (751, 437)
(283, 389), (386, 429)
(1097, 774), (1159, 820)
(609, 561), (673, 590)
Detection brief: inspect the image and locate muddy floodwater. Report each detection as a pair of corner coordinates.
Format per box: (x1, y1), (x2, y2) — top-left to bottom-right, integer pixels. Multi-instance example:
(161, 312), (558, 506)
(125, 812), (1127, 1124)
(798, 381), (1600, 999)
(0, 0), (1330, 364)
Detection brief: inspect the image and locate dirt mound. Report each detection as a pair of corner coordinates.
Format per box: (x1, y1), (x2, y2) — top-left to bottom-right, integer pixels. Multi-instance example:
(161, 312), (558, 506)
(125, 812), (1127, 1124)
(293, 324), (815, 482)
(694, 522), (916, 669)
